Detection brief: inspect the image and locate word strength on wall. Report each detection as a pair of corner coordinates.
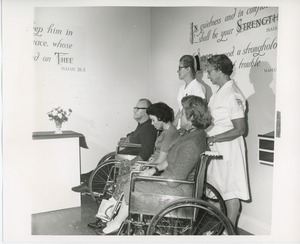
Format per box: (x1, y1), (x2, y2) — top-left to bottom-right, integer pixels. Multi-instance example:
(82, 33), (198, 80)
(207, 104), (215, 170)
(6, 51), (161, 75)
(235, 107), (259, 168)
(189, 7), (278, 71)
(190, 8), (278, 45)
(33, 23), (86, 72)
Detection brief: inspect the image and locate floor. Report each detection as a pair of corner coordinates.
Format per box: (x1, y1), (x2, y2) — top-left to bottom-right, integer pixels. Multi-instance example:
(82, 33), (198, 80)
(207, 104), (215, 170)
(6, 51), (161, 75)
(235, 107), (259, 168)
(32, 194), (252, 235)
(32, 194), (99, 235)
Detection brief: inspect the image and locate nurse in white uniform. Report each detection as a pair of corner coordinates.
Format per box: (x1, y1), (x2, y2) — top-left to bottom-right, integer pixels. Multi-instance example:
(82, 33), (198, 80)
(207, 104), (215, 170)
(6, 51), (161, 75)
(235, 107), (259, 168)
(205, 54), (250, 230)
(174, 55), (206, 129)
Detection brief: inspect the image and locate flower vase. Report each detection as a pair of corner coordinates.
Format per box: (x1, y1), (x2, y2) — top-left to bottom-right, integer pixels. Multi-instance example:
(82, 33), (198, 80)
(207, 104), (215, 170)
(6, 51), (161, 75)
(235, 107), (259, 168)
(55, 121), (63, 134)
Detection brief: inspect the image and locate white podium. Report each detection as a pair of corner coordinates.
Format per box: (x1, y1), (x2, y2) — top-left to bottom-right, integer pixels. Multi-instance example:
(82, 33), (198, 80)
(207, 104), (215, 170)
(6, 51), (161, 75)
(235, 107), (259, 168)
(32, 131), (88, 214)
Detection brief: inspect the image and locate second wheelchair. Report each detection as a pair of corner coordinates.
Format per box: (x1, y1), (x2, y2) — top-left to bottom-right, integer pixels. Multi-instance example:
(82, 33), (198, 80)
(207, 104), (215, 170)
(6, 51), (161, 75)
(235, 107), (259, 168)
(88, 151), (234, 235)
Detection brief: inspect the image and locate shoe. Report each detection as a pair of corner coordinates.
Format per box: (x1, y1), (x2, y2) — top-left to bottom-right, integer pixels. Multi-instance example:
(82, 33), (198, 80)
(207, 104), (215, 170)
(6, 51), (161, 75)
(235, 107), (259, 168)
(80, 171), (92, 182)
(87, 219), (107, 229)
(96, 221), (121, 235)
(95, 227), (118, 235)
(71, 182), (89, 193)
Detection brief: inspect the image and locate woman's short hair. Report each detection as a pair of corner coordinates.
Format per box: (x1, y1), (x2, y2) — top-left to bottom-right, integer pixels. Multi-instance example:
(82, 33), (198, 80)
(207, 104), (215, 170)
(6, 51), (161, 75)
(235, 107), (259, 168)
(207, 54), (233, 76)
(179, 55), (196, 75)
(181, 95), (212, 129)
(146, 102), (174, 123)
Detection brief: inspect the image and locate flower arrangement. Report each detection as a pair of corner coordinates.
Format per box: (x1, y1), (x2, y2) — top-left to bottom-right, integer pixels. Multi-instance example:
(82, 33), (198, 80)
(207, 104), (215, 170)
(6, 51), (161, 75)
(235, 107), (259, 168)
(47, 107), (72, 124)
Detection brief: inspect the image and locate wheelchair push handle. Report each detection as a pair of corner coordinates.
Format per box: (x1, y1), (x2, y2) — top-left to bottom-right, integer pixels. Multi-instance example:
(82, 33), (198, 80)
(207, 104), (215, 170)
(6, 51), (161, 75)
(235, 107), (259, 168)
(202, 151), (219, 156)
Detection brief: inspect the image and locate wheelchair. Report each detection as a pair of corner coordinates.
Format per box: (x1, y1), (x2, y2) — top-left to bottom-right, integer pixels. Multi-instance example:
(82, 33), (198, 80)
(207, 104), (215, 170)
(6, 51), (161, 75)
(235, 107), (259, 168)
(88, 138), (142, 204)
(88, 145), (226, 215)
(116, 151), (235, 235)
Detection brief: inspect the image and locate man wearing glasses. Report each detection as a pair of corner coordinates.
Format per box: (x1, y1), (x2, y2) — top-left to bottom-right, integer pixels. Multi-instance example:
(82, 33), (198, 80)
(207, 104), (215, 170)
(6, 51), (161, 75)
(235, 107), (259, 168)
(72, 98), (157, 193)
(119, 98), (157, 163)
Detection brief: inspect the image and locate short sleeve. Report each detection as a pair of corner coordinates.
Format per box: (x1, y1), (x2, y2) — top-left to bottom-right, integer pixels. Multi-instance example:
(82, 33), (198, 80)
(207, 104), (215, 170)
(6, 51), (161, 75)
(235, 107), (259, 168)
(227, 93), (245, 120)
(160, 126), (180, 153)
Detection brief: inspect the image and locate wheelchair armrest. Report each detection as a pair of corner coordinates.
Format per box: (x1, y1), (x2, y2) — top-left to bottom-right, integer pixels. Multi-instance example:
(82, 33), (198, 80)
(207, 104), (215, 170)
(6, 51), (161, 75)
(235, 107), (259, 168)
(140, 163), (157, 170)
(136, 160), (148, 164)
(118, 141), (142, 148)
(130, 174), (194, 187)
(129, 171), (194, 194)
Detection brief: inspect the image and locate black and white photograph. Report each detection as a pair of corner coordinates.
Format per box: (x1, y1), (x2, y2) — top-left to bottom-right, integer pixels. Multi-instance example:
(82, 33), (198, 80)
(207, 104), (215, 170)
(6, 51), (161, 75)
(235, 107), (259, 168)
(1, 0), (300, 243)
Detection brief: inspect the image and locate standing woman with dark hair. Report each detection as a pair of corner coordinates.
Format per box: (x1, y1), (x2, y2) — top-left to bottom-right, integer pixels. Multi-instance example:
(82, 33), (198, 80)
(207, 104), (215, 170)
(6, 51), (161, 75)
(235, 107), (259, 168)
(174, 55), (206, 128)
(205, 54), (250, 230)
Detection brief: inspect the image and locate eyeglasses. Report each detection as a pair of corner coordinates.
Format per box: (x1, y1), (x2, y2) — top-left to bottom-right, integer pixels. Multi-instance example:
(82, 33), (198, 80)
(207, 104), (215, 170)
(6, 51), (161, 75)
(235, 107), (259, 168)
(178, 66), (187, 70)
(133, 107), (147, 110)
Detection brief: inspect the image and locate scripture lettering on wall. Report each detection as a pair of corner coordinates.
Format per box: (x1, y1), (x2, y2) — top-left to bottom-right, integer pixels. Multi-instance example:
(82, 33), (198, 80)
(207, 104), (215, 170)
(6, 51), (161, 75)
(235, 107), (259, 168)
(190, 7), (278, 71)
(33, 23), (86, 72)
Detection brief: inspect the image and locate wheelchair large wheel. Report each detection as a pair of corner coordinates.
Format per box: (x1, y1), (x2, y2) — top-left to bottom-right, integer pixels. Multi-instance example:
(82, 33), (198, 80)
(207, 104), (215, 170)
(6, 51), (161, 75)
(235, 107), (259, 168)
(147, 198), (235, 235)
(203, 183), (227, 215)
(97, 151), (116, 166)
(88, 160), (120, 204)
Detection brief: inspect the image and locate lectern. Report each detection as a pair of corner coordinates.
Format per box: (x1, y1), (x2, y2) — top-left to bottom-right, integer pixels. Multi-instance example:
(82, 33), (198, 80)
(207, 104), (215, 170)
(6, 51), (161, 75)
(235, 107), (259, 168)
(32, 131), (88, 213)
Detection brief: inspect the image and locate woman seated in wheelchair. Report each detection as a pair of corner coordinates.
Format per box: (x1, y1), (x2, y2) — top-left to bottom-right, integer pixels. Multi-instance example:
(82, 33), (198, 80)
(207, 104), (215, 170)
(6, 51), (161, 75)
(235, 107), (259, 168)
(116, 102), (180, 175)
(99, 95), (212, 235)
(88, 102), (180, 228)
